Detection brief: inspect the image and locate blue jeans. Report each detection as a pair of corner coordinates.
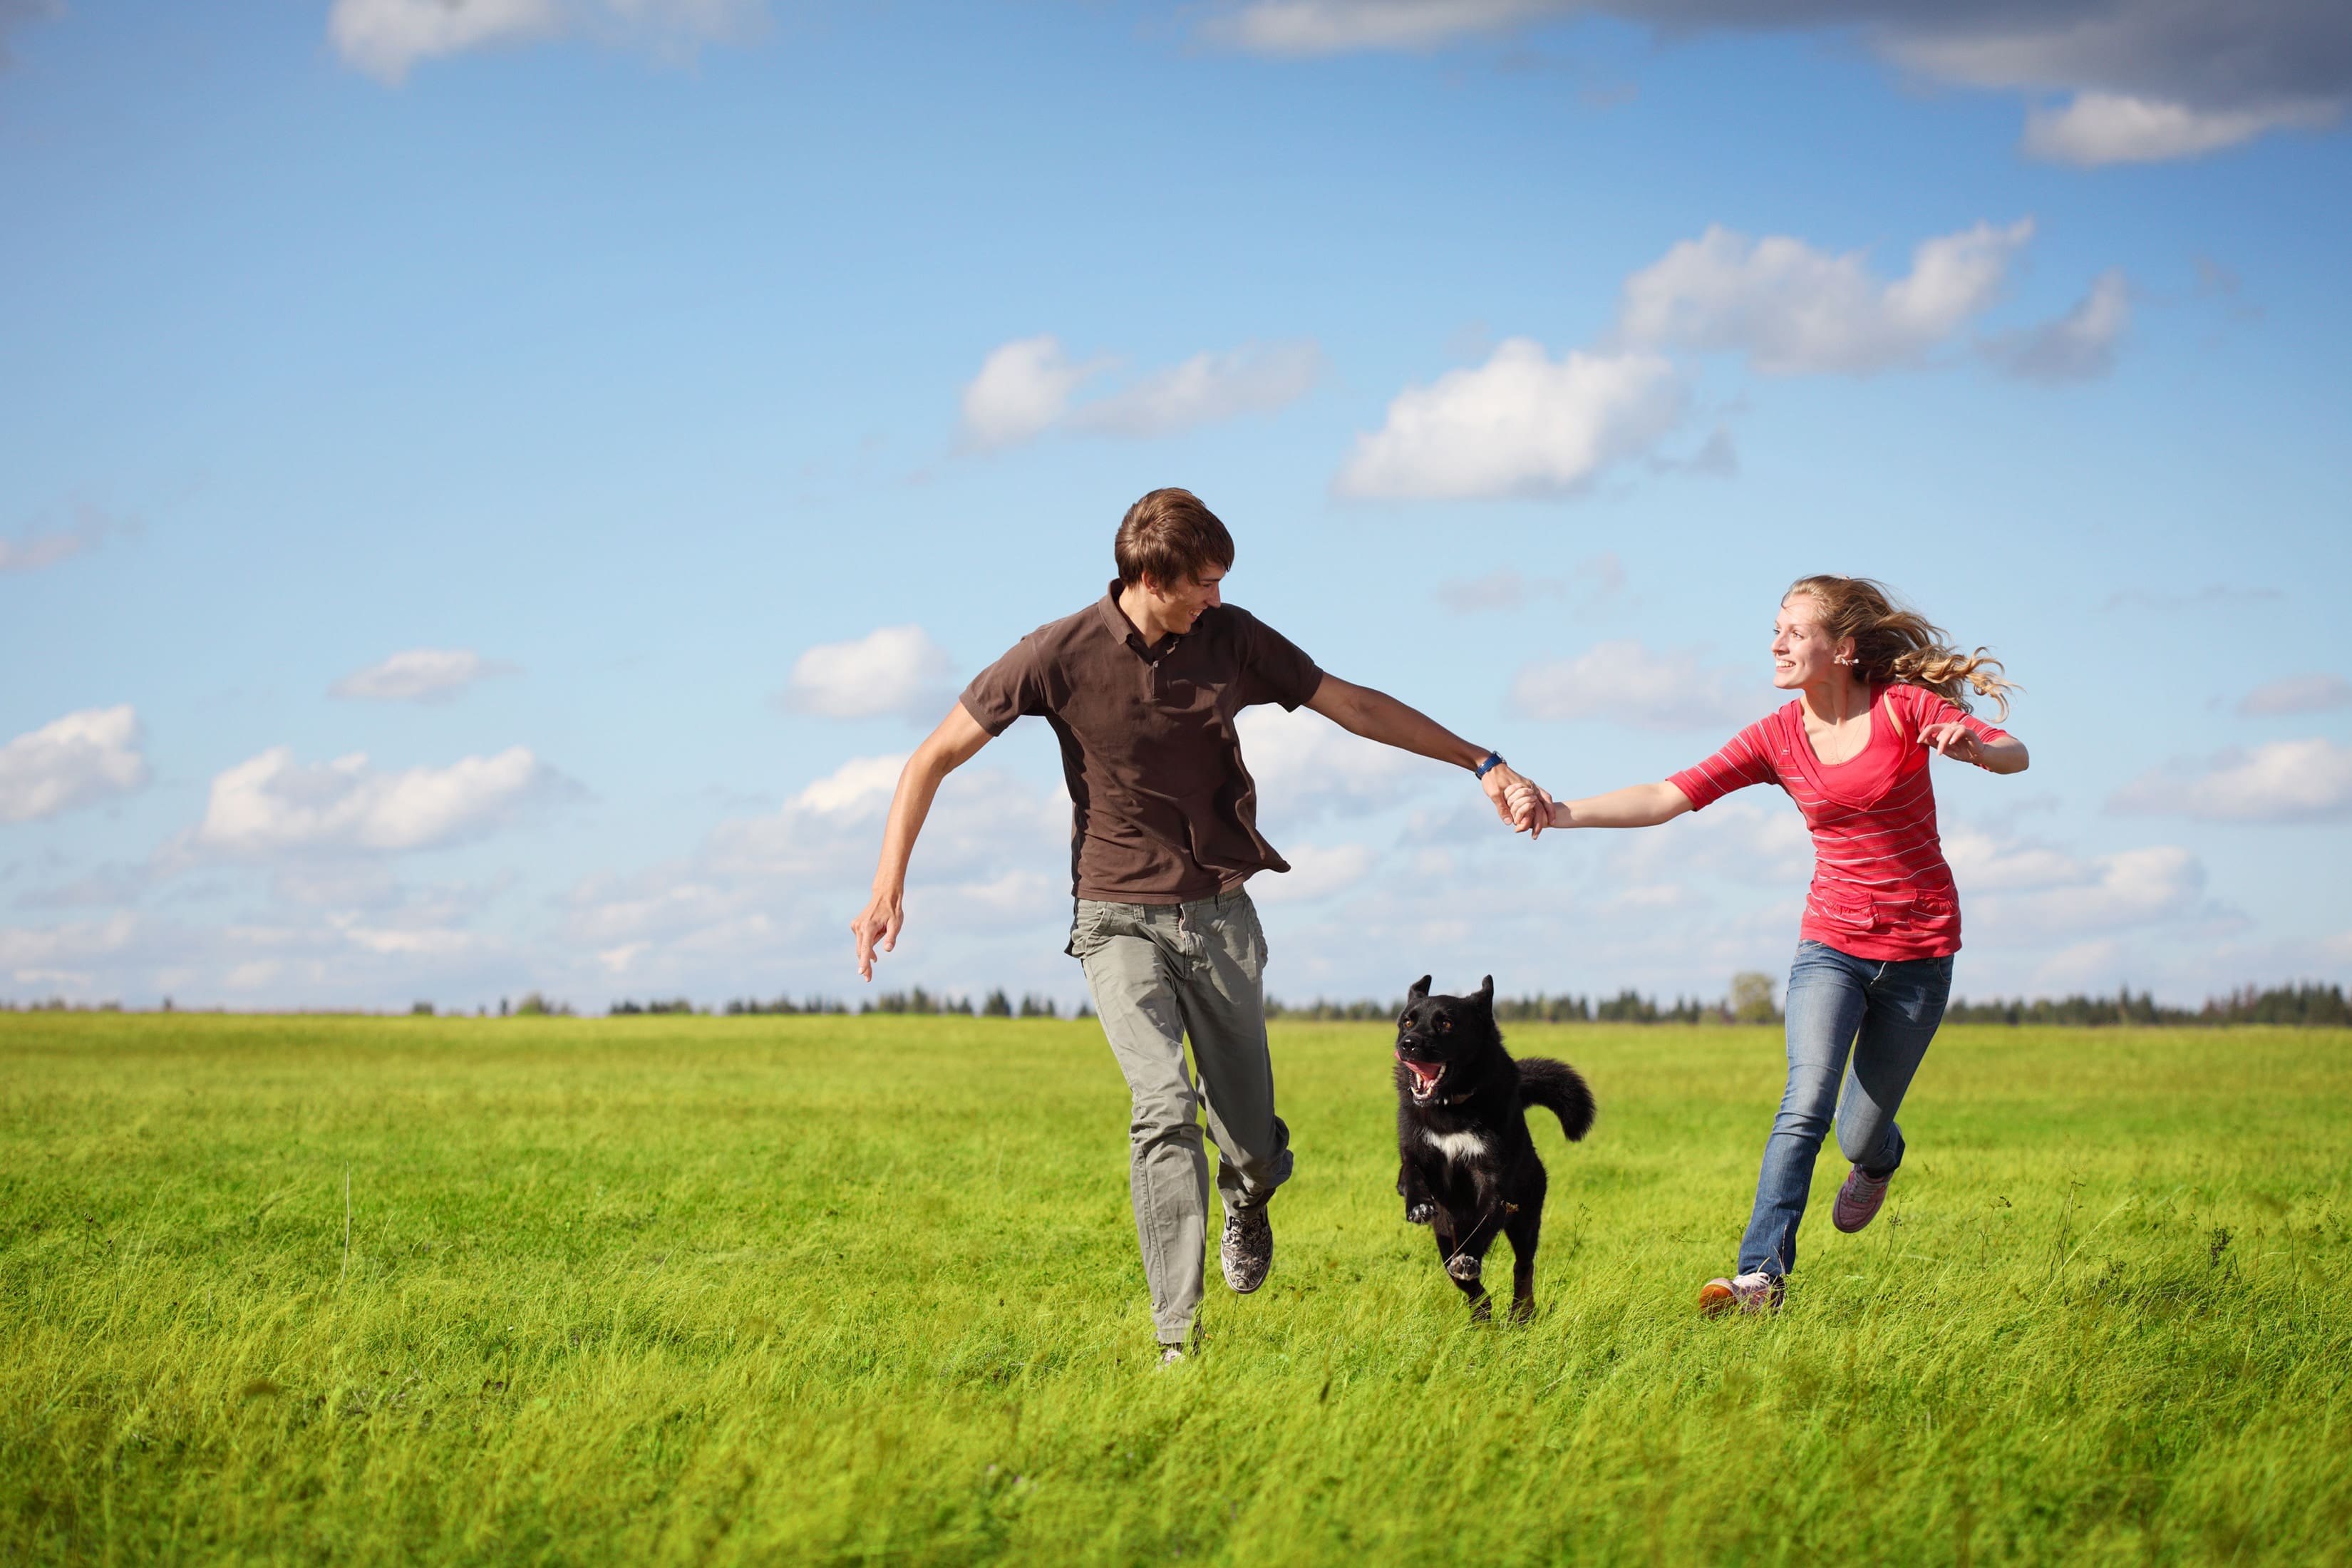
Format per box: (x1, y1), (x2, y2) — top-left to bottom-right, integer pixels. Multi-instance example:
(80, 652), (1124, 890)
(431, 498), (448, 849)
(1737, 940), (1954, 1279)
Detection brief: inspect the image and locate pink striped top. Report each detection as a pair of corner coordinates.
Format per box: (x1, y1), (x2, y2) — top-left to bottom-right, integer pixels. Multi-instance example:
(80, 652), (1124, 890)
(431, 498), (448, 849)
(1667, 684), (2011, 961)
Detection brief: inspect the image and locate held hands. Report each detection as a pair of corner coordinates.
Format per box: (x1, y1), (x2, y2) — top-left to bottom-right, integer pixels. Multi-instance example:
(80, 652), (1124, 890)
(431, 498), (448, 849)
(1480, 763), (1556, 837)
(850, 887), (904, 981)
(1508, 782), (1567, 830)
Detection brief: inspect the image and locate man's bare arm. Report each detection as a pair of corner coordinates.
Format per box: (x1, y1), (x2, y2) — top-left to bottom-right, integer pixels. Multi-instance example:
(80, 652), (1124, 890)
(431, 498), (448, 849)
(850, 703), (994, 979)
(1305, 673), (1549, 834)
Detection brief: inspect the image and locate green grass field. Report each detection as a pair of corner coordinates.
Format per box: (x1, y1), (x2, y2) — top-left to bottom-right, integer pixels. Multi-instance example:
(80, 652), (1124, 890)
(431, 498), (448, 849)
(2, 1012), (2348, 1565)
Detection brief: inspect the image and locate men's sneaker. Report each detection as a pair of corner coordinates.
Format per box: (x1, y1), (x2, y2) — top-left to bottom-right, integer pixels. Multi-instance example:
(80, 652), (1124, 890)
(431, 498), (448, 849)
(1221, 1202), (1272, 1294)
(1157, 1343), (1187, 1366)
(1833, 1165), (1892, 1233)
(1698, 1271), (1785, 1317)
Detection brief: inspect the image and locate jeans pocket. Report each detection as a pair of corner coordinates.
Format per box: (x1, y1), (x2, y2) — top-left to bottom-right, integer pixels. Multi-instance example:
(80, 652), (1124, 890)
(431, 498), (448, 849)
(1240, 897), (1269, 969)
(1066, 903), (1114, 961)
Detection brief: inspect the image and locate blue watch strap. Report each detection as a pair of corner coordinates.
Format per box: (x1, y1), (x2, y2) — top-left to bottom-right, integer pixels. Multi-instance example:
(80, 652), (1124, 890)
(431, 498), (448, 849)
(1473, 751), (1505, 778)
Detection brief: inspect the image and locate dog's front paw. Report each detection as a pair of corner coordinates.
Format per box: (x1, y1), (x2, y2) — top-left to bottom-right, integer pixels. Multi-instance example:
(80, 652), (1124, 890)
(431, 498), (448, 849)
(1445, 1254), (1482, 1284)
(1404, 1201), (1435, 1226)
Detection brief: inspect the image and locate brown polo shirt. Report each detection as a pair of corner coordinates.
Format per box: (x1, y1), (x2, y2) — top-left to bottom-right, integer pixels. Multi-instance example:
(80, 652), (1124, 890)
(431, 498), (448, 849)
(959, 584), (1326, 904)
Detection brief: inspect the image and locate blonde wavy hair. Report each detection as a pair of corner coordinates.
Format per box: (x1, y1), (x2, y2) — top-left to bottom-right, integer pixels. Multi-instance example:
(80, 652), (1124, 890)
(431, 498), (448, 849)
(1785, 574), (2019, 719)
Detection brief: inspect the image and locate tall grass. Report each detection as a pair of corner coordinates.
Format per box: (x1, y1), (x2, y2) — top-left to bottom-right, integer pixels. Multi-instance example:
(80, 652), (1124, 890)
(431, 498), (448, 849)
(2, 1012), (2346, 1564)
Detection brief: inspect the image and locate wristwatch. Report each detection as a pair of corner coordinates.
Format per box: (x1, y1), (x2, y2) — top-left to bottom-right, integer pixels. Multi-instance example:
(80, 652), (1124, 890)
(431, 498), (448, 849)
(1473, 751), (1506, 778)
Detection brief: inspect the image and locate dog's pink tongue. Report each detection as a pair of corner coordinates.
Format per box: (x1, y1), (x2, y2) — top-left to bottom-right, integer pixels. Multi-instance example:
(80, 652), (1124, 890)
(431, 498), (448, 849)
(1405, 1061), (1440, 1090)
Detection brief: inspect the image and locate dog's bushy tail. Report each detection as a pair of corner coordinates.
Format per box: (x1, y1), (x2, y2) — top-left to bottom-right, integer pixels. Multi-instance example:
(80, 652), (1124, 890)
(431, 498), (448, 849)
(1515, 1057), (1596, 1142)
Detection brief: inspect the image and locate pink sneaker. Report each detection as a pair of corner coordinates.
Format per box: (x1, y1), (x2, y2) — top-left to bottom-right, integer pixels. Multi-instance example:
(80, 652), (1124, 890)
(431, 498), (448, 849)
(1698, 1272), (1783, 1316)
(1832, 1165), (1892, 1233)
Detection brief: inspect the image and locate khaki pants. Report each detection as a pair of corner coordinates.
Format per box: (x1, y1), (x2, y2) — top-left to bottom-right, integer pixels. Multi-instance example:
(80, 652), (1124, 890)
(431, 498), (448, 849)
(1070, 888), (1291, 1345)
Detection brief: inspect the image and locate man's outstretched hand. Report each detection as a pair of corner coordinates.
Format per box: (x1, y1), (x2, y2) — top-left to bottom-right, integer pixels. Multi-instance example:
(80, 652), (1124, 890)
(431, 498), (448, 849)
(1480, 763), (1554, 837)
(850, 887), (904, 981)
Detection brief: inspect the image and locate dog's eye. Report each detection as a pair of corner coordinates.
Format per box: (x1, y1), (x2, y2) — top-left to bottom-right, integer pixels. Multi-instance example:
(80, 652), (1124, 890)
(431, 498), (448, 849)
(1435, 1017), (1450, 1032)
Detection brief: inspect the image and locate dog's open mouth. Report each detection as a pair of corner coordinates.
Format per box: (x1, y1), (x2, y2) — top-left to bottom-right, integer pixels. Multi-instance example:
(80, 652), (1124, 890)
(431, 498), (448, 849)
(1398, 1056), (1445, 1103)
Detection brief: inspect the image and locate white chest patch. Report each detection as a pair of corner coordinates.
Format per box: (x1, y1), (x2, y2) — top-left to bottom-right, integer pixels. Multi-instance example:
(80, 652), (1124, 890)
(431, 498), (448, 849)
(1424, 1128), (1488, 1163)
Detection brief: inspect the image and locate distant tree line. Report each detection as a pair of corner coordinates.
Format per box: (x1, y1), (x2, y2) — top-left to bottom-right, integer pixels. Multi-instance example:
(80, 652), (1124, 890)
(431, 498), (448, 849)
(1942, 983), (2348, 1028)
(853, 988), (1082, 1018)
(8, 981), (2343, 1027)
(1272, 973), (1785, 1026)
(1269, 979), (2349, 1029)
(718, 996), (850, 1016)
(607, 989), (1092, 1018)
(1270, 991), (1752, 1025)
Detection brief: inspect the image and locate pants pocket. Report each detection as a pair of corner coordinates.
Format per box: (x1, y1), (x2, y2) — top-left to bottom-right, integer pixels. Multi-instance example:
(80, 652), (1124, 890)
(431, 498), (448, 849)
(1066, 902), (1115, 960)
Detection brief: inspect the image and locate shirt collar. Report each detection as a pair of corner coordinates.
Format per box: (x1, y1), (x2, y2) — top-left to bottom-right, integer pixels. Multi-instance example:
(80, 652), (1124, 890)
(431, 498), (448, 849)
(1097, 580), (1182, 661)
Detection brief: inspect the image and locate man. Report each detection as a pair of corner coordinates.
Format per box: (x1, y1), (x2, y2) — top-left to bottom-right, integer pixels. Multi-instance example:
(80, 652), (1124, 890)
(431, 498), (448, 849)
(850, 488), (1548, 1362)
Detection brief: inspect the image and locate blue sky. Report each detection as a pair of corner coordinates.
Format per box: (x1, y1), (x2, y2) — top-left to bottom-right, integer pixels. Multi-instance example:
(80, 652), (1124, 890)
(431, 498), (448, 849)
(3, 0), (2347, 1012)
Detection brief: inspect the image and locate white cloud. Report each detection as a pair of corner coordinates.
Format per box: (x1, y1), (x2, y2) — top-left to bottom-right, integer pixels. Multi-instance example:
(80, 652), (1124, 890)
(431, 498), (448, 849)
(704, 753), (1062, 882)
(699, 753), (907, 884)
(2239, 674), (2352, 716)
(2109, 738), (2352, 825)
(1970, 845), (2207, 941)
(0, 876), (527, 1007)
(559, 753), (1071, 986)
(1510, 639), (1775, 731)
(329, 0), (762, 84)
(1940, 825), (2098, 892)
(1068, 340), (1324, 437)
(331, 0), (559, 82)
(2018, 91), (2336, 166)
(0, 912), (139, 991)
(1206, 0), (1552, 53)
(1984, 268), (2130, 383)
(329, 648), (515, 704)
(1250, 841), (1375, 903)
(0, 706), (149, 824)
(791, 753), (907, 814)
(1616, 220), (2033, 375)
(1335, 342), (1683, 500)
(959, 335), (1109, 450)
(779, 625), (955, 721)
(1236, 704), (1432, 821)
(1202, 2), (2351, 163)
(1609, 795), (1813, 889)
(190, 746), (567, 857)
(959, 335), (1321, 449)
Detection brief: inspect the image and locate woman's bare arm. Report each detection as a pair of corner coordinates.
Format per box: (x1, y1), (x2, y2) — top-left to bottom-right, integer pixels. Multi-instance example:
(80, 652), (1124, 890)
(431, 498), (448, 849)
(1539, 780), (1694, 830)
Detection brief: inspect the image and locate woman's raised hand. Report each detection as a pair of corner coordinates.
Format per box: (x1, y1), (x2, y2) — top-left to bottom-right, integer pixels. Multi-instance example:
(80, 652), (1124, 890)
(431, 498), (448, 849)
(1921, 720), (1985, 766)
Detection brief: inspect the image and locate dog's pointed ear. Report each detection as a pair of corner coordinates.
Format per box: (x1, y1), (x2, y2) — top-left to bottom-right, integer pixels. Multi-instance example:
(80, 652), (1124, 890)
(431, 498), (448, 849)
(1477, 975), (1494, 1010)
(1407, 975), (1430, 1004)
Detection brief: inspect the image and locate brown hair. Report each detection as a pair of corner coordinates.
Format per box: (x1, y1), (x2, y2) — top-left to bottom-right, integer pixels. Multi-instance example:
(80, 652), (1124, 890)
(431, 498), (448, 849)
(1785, 574), (2020, 718)
(1115, 488), (1234, 589)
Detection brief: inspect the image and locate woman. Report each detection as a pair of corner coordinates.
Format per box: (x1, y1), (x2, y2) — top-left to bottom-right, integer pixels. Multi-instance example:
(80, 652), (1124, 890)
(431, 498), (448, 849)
(1517, 576), (2028, 1314)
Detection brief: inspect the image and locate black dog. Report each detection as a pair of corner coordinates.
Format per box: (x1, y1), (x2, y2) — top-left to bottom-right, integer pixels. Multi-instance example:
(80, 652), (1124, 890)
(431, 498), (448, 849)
(1394, 975), (1595, 1322)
